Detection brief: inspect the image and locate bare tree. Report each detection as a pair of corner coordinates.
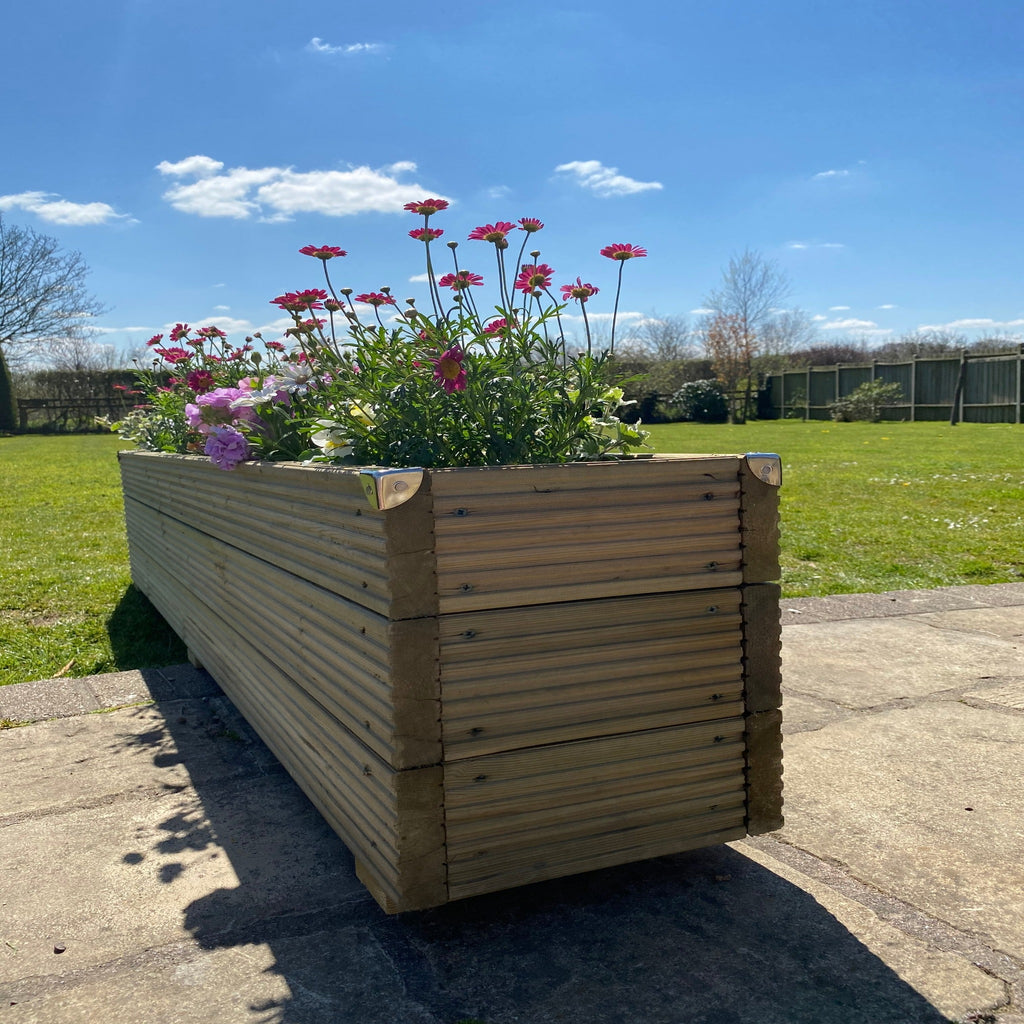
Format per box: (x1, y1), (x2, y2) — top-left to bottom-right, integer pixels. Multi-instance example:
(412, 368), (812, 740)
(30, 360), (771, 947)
(703, 249), (792, 418)
(0, 214), (106, 430)
(633, 313), (695, 361)
(755, 308), (818, 373)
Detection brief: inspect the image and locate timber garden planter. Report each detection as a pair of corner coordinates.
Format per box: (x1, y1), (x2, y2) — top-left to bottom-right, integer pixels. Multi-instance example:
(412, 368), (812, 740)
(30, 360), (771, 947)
(119, 450), (784, 913)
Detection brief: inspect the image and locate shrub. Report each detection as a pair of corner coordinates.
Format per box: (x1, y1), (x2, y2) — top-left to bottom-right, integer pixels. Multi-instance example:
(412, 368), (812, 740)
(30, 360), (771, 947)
(830, 380), (904, 422)
(671, 379), (729, 423)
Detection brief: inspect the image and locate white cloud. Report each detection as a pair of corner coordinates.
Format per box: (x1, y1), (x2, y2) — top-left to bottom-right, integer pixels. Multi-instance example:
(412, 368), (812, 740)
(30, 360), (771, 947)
(408, 273), (431, 283)
(0, 190), (130, 226)
(486, 185), (511, 200)
(812, 168), (852, 180)
(156, 155), (224, 178)
(554, 160), (663, 198)
(916, 317), (1024, 332)
(213, 304), (231, 312)
(877, 303), (897, 310)
(307, 37), (388, 57)
(690, 307), (714, 316)
(822, 317), (879, 331)
(829, 305), (851, 311)
(787, 241), (845, 250)
(812, 315), (829, 322)
(156, 155), (447, 220)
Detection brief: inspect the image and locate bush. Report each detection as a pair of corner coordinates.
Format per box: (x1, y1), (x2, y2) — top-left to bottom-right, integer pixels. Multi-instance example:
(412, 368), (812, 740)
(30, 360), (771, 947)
(671, 379), (729, 423)
(829, 380), (904, 422)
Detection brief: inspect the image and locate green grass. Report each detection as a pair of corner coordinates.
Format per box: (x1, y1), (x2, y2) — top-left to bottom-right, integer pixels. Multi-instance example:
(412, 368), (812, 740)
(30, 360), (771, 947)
(2, 423), (1022, 686)
(647, 420), (1024, 597)
(1, 434), (185, 686)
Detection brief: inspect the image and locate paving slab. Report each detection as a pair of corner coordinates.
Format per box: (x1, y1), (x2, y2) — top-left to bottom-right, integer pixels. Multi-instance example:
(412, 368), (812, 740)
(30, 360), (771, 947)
(777, 701), (1024, 954)
(781, 613), (1024, 707)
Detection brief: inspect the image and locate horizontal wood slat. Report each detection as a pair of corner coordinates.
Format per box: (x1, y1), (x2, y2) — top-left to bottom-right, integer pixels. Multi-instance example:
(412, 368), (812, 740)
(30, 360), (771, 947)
(123, 496), (441, 769)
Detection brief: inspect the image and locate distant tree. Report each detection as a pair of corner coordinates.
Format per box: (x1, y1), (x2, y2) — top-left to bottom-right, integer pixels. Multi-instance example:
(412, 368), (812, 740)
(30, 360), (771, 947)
(755, 308), (818, 374)
(633, 313), (695, 361)
(702, 249), (793, 419)
(0, 214), (106, 430)
(701, 312), (754, 423)
(791, 339), (872, 366)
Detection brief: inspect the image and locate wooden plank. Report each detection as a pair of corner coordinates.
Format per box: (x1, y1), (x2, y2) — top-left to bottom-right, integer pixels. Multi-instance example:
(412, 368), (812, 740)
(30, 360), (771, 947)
(738, 458), (781, 584)
(745, 708), (784, 835)
(446, 771), (747, 847)
(432, 499), (739, 538)
(742, 582), (783, 713)
(446, 758), (745, 827)
(427, 456), (742, 498)
(437, 559), (744, 614)
(447, 814), (748, 901)
(444, 719), (747, 799)
(438, 588), (742, 656)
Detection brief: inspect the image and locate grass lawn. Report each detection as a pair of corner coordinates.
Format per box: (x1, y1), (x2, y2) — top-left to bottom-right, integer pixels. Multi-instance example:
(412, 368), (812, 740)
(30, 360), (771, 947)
(648, 420), (1024, 597)
(2, 422), (1022, 685)
(1, 434), (186, 687)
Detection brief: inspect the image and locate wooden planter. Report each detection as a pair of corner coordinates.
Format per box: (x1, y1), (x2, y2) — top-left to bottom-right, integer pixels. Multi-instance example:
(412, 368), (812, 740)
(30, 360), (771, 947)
(119, 450), (783, 913)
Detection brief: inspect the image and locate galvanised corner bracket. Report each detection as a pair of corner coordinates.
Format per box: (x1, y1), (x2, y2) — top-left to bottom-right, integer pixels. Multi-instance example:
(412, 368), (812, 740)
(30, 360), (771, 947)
(360, 468), (425, 510)
(744, 453), (782, 487)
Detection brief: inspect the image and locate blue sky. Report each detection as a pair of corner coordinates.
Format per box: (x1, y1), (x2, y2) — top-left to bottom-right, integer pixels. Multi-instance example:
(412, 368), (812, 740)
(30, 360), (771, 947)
(2, 0), (1022, 357)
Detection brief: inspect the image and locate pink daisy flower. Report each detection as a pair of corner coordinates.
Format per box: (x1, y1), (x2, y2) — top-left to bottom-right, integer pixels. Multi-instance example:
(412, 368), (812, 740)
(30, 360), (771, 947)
(355, 293), (397, 307)
(518, 217), (544, 233)
(271, 289), (328, 312)
(299, 244), (347, 260)
(468, 222), (516, 243)
(514, 263), (555, 294)
(169, 323), (190, 342)
(403, 198), (450, 216)
(560, 277), (600, 302)
(438, 270), (485, 291)
(409, 227), (444, 242)
(600, 242), (648, 261)
(431, 346), (467, 393)
(186, 369), (216, 393)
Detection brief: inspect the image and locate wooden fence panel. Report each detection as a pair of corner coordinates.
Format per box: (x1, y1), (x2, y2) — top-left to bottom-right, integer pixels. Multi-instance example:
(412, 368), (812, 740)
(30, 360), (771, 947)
(763, 347), (1022, 423)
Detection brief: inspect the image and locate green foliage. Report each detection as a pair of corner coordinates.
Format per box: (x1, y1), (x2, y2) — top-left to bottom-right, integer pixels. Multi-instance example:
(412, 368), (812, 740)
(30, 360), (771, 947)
(830, 379), (904, 422)
(671, 379), (729, 423)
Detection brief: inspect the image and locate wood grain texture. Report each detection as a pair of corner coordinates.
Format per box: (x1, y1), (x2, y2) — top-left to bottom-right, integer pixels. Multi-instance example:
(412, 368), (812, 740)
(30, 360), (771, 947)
(741, 583), (783, 713)
(745, 708), (785, 835)
(738, 459), (781, 584)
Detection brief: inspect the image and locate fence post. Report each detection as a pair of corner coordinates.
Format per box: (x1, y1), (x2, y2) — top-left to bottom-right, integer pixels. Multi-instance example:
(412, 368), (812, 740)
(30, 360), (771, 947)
(1017, 344), (1023, 425)
(805, 367), (811, 420)
(910, 355), (917, 422)
(949, 350), (968, 426)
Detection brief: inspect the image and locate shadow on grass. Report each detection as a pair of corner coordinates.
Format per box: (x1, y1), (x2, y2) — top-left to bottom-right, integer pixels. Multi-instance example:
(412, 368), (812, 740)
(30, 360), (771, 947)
(107, 584), (188, 670)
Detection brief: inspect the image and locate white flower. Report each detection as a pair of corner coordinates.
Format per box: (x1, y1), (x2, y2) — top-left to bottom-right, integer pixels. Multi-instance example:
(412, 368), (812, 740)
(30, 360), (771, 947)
(310, 420), (353, 458)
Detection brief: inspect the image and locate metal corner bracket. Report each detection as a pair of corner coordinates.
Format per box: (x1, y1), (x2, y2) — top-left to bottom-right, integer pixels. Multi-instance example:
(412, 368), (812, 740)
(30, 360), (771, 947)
(360, 468), (425, 510)
(744, 453), (782, 487)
